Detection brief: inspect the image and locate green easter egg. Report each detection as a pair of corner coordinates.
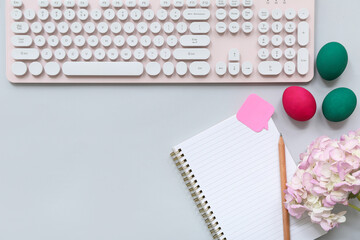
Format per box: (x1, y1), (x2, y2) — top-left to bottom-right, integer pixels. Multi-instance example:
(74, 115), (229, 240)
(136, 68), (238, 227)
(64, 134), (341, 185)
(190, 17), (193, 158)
(316, 42), (348, 81)
(322, 88), (357, 122)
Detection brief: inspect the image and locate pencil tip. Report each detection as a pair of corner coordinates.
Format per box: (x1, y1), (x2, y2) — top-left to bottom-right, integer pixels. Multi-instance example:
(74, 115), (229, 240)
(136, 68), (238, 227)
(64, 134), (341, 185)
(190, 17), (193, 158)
(280, 133), (282, 137)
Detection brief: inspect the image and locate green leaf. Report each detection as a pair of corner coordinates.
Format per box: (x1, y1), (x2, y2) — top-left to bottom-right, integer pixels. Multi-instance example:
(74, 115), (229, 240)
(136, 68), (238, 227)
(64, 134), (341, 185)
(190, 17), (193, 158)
(349, 192), (360, 200)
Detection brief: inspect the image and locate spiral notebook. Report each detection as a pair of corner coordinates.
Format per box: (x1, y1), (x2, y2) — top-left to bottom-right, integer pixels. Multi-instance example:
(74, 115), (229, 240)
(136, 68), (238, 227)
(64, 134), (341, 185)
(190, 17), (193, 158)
(170, 116), (325, 240)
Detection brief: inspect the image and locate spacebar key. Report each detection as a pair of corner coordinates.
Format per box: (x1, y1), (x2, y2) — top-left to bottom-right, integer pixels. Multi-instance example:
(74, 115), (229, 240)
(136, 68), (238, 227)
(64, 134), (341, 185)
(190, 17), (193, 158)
(63, 62), (144, 76)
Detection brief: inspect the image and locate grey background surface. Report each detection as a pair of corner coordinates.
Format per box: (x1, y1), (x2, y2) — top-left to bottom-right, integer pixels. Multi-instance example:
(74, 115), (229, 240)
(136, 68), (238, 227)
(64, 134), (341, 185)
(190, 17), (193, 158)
(1, 0), (360, 239)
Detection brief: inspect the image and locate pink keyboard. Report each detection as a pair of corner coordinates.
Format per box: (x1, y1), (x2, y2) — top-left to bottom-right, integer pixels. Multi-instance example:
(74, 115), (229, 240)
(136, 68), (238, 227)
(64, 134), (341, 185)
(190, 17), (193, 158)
(6, 0), (315, 83)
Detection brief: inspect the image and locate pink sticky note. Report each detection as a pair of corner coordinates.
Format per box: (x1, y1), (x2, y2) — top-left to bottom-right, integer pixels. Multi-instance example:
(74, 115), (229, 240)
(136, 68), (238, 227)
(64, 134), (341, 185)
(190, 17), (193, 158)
(236, 94), (275, 133)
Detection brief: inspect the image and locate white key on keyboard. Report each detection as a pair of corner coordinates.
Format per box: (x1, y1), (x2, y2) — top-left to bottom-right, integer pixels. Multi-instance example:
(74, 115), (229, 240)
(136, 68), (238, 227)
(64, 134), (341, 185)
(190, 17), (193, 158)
(12, 22), (29, 34)
(101, 35), (113, 47)
(215, 62), (227, 76)
(258, 35), (269, 47)
(48, 35), (59, 47)
(38, 9), (49, 20)
(108, 48), (119, 60)
(91, 9), (102, 20)
(166, 35), (178, 47)
(190, 22), (210, 34)
(285, 22), (296, 33)
(11, 9), (22, 21)
(176, 62), (188, 76)
(258, 22), (269, 34)
(137, 22), (148, 34)
(258, 61), (282, 75)
(99, 0), (110, 8)
(98, 22), (109, 34)
(170, 9), (181, 21)
(134, 48), (145, 60)
(285, 35), (296, 47)
(44, 22), (56, 34)
(58, 22), (69, 34)
(74, 35), (86, 47)
(271, 35), (283, 47)
(95, 49), (106, 60)
(112, 0), (123, 8)
(242, 62), (253, 76)
(35, 35), (46, 47)
(77, 9), (89, 21)
(243, 0), (253, 7)
(65, 9), (76, 21)
(258, 48), (269, 60)
(13, 48), (40, 60)
(284, 61), (296, 75)
(183, 9), (210, 21)
(150, 22), (161, 34)
(114, 35), (125, 47)
(29, 62), (43, 76)
(173, 48), (210, 60)
(61, 35), (72, 47)
(216, 9), (226, 21)
(297, 48), (309, 75)
(64, 0), (76, 7)
(51, 0), (62, 8)
(160, 48), (171, 60)
(54, 49), (66, 60)
(228, 49), (240, 62)
(45, 62), (61, 76)
(229, 9), (240, 20)
(143, 9), (154, 21)
(81, 48), (92, 60)
(272, 9), (282, 20)
(146, 62), (161, 76)
(187, 0), (197, 7)
(147, 48), (158, 60)
(71, 22), (82, 34)
(242, 9), (253, 20)
(174, 0), (184, 8)
(242, 22), (253, 34)
(272, 22), (283, 33)
(216, 0), (226, 7)
(216, 22), (226, 34)
(68, 48), (79, 60)
(163, 62), (175, 76)
(12, 35), (32, 47)
(11, 0), (23, 7)
(117, 9), (128, 20)
(298, 22), (310, 46)
(298, 8), (309, 20)
(285, 9), (296, 20)
(87, 36), (99, 47)
(157, 9), (168, 21)
(38, 0), (49, 8)
(161, 0), (171, 7)
(229, 22), (240, 34)
(271, 48), (282, 60)
(153, 35), (164, 47)
(189, 62), (210, 76)
(229, 63), (240, 76)
(131, 9), (142, 21)
(24, 9), (36, 21)
(285, 48), (296, 60)
(229, 0), (240, 7)
(139, 0), (149, 8)
(125, 0), (136, 8)
(31, 22), (43, 34)
(258, 9), (269, 20)
(78, 0), (89, 8)
(12, 62), (27, 76)
(163, 22), (175, 34)
(51, 9), (63, 21)
(63, 62), (144, 76)
(85, 22), (96, 34)
(180, 35), (210, 47)
(176, 22), (187, 34)
(140, 35), (151, 47)
(200, 0), (210, 7)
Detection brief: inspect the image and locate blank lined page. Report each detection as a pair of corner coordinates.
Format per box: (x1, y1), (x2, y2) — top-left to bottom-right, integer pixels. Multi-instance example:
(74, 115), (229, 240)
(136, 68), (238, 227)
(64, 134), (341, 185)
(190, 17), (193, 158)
(173, 116), (325, 240)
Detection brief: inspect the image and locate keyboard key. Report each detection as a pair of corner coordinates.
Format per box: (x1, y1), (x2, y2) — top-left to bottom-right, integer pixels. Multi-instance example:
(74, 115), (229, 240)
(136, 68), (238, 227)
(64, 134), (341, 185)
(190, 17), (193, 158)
(117, 9), (128, 20)
(150, 22), (161, 34)
(258, 35), (269, 47)
(160, 48), (171, 60)
(298, 22), (309, 46)
(216, 22), (226, 34)
(12, 62), (27, 76)
(285, 48), (296, 60)
(258, 61), (282, 75)
(183, 9), (210, 21)
(190, 22), (210, 34)
(101, 35), (113, 47)
(297, 48), (309, 75)
(170, 9), (181, 21)
(243, 0), (253, 7)
(163, 62), (175, 76)
(242, 9), (253, 20)
(44, 22), (56, 34)
(176, 22), (187, 34)
(229, 9), (240, 20)
(180, 35), (210, 47)
(98, 22), (109, 34)
(136, 22), (148, 34)
(51, 9), (63, 20)
(216, 9), (226, 21)
(258, 48), (269, 60)
(143, 9), (154, 21)
(228, 49), (240, 62)
(51, 0), (62, 7)
(58, 22), (70, 34)
(31, 22), (43, 34)
(125, 0), (136, 8)
(146, 48), (158, 60)
(271, 48), (282, 60)
(176, 62), (188, 76)
(35, 35), (46, 47)
(95, 48), (106, 60)
(38, 9), (49, 21)
(84, 22), (96, 34)
(174, 0), (184, 8)
(12, 35), (32, 47)
(74, 35), (86, 47)
(63, 62), (144, 76)
(146, 62), (161, 76)
(271, 35), (283, 47)
(298, 8), (309, 20)
(186, 0), (197, 7)
(44, 62), (61, 76)
(11, 0), (23, 7)
(99, 0), (110, 7)
(38, 0), (49, 7)
(71, 22), (82, 34)
(78, 0), (89, 7)
(91, 9), (102, 20)
(41, 48), (53, 60)
(88, 35), (99, 47)
(64, 0), (76, 7)
(48, 35), (59, 47)
(229, 63), (240, 76)
(272, 22), (283, 33)
(139, 0), (149, 8)
(11, 9), (22, 21)
(216, 0), (226, 7)
(61, 35), (72, 47)
(241, 62), (253, 76)
(272, 9), (282, 20)
(54, 49), (66, 60)
(64, 9), (76, 20)
(285, 9), (296, 20)
(166, 35), (178, 47)
(81, 48), (93, 60)
(200, 0), (210, 7)
(258, 9), (269, 20)
(29, 62), (43, 76)
(215, 62), (227, 76)
(284, 61), (296, 75)
(229, 0), (240, 7)
(12, 22), (29, 34)
(68, 48), (79, 60)
(114, 35), (125, 47)
(242, 22), (253, 34)
(189, 62), (210, 76)
(163, 22), (175, 34)
(24, 9), (36, 21)
(285, 22), (296, 33)
(285, 35), (296, 47)
(134, 48), (145, 60)
(173, 48), (210, 60)
(140, 35), (151, 47)
(12, 48), (40, 60)
(258, 22), (269, 34)
(130, 9), (142, 21)
(108, 48), (119, 60)
(229, 22), (240, 34)
(161, 0), (171, 7)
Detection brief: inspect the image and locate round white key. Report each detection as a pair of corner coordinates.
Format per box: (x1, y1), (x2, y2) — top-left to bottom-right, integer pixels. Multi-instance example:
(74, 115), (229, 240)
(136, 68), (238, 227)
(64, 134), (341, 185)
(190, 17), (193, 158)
(91, 9), (102, 20)
(31, 22), (43, 34)
(163, 62), (175, 76)
(284, 61), (296, 75)
(84, 22), (96, 34)
(111, 22), (122, 34)
(95, 48), (106, 60)
(163, 22), (174, 34)
(258, 22), (269, 33)
(67, 48), (79, 60)
(48, 35), (59, 47)
(78, 0), (89, 7)
(71, 22), (82, 34)
(51, 0), (62, 7)
(11, 9), (22, 21)
(150, 22), (161, 34)
(166, 35), (178, 47)
(160, 0), (171, 7)
(101, 35), (112, 47)
(64, 0), (76, 7)
(176, 62), (187, 76)
(153, 36), (165, 47)
(258, 48), (269, 60)
(51, 9), (63, 21)
(229, 63), (240, 76)
(125, 0), (136, 7)
(298, 8), (309, 20)
(117, 9), (128, 20)
(170, 9), (181, 21)
(24, 9), (36, 21)
(216, 0), (226, 7)
(229, 9), (240, 20)
(114, 36), (125, 47)
(285, 8), (296, 20)
(146, 62), (161, 76)
(242, 22), (253, 34)
(112, 0), (124, 7)
(35, 35), (46, 47)
(74, 35), (86, 47)
(147, 48), (158, 60)
(216, 22), (226, 34)
(131, 9), (141, 21)
(78, 9), (89, 21)
(81, 48), (92, 60)
(242, 9), (253, 20)
(88, 35), (99, 47)
(134, 48), (145, 60)
(104, 9), (115, 21)
(285, 48), (296, 60)
(258, 35), (269, 47)
(38, 0), (49, 7)
(285, 35), (296, 47)
(127, 35), (138, 47)
(41, 48), (53, 60)
(29, 62), (43, 76)
(216, 9), (226, 21)
(54, 49), (66, 60)
(61, 35), (72, 47)
(271, 48), (283, 60)
(271, 35), (283, 47)
(216, 62), (226, 76)
(243, 0), (253, 7)
(285, 22), (296, 33)
(137, 22), (148, 34)
(229, 0), (240, 7)
(11, 0), (23, 7)
(139, 0), (149, 8)
(200, 0), (210, 7)
(160, 48), (171, 60)
(157, 9), (168, 21)
(57, 22), (69, 34)
(64, 9), (76, 21)
(144, 9), (154, 21)
(272, 9), (282, 20)
(45, 62), (61, 76)
(187, 0), (197, 7)
(258, 8), (269, 20)
(38, 9), (49, 21)
(272, 22), (283, 33)
(176, 22), (187, 34)
(121, 48), (132, 60)
(107, 48), (119, 60)
(97, 22), (109, 34)
(242, 61), (253, 76)
(140, 35), (151, 47)
(44, 22), (56, 34)
(124, 22), (135, 34)
(12, 62), (27, 76)
(99, 0), (110, 7)
(229, 22), (240, 34)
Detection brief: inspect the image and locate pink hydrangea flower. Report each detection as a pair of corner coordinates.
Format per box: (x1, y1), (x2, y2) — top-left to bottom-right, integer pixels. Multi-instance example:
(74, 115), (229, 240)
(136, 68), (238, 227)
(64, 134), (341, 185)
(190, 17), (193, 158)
(285, 130), (360, 231)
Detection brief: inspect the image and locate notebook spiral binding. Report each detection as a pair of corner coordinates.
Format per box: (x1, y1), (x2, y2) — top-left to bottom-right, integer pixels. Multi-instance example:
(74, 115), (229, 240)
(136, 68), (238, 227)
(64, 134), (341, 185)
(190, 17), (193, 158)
(170, 149), (226, 240)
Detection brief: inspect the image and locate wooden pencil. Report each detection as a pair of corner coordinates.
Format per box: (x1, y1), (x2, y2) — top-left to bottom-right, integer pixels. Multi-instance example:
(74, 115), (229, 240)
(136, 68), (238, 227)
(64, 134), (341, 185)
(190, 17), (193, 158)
(279, 134), (290, 240)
